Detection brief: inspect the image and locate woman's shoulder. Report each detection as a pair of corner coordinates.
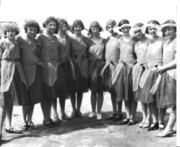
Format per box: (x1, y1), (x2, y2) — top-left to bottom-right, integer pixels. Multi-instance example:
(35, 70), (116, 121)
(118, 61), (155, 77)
(99, 36), (106, 42)
(15, 35), (27, 45)
(36, 33), (45, 40)
(82, 35), (89, 42)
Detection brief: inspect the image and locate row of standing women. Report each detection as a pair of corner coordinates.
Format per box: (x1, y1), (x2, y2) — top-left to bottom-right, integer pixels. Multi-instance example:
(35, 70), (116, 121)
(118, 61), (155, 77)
(0, 17), (176, 142)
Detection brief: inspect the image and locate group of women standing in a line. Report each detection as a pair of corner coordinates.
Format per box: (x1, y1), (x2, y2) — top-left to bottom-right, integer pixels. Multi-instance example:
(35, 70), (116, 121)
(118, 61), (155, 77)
(0, 16), (176, 143)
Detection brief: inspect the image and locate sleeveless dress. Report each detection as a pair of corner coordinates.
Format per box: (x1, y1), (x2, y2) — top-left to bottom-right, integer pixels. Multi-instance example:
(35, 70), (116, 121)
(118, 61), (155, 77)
(70, 35), (89, 93)
(101, 34), (120, 92)
(0, 38), (28, 107)
(88, 37), (105, 92)
(139, 37), (163, 103)
(17, 36), (43, 104)
(112, 36), (136, 102)
(156, 35), (176, 108)
(132, 36), (149, 100)
(36, 34), (60, 100)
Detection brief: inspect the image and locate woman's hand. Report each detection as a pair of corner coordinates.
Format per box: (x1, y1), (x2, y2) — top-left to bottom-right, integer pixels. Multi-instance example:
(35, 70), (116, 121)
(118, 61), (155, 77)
(156, 65), (166, 74)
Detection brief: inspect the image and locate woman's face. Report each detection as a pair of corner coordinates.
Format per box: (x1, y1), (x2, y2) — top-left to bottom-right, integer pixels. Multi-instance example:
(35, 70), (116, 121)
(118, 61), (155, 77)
(107, 25), (114, 34)
(148, 27), (157, 37)
(6, 30), (16, 40)
(91, 26), (100, 37)
(59, 23), (68, 33)
(121, 26), (130, 35)
(46, 21), (56, 33)
(74, 25), (83, 34)
(163, 27), (176, 37)
(134, 29), (143, 39)
(27, 27), (37, 39)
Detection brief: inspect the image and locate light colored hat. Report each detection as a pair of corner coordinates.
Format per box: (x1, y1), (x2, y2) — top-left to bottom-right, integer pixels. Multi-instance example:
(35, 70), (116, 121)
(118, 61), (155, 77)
(160, 20), (176, 31)
(132, 22), (144, 33)
(118, 19), (131, 32)
(145, 20), (160, 34)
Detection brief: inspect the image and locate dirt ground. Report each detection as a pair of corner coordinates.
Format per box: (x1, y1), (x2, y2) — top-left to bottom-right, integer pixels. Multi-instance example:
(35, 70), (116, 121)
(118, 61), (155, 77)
(0, 91), (176, 147)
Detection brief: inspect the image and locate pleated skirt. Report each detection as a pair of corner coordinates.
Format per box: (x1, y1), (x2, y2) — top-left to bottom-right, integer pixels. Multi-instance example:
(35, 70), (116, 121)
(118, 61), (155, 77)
(156, 72), (176, 108)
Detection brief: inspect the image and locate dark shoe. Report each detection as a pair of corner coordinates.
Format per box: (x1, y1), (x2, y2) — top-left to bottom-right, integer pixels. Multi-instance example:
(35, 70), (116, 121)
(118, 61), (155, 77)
(50, 119), (61, 126)
(43, 120), (54, 128)
(71, 111), (77, 119)
(5, 128), (22, 134)
(62, 114), (71, 121)
(28, 122), (37, 130)
(76, 110), (83, 118)
(119, 118), (130, 125)
(106, 114), (116, 120)
(156, 130), (174, 138)
(159, 123), (165, 130)
(128, 119), (136, 126)
(172, 129), (176, 134)
(113, 114), (123, 121)
(147, 122), (159, 131)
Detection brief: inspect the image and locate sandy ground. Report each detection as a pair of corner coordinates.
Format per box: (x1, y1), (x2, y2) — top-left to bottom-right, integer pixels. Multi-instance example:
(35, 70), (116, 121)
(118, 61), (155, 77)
(0, 91), (176, 147)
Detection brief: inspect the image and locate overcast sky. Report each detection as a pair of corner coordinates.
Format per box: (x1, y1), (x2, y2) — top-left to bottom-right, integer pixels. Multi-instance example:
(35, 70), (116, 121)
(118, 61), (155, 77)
(0, 0), (177, 29)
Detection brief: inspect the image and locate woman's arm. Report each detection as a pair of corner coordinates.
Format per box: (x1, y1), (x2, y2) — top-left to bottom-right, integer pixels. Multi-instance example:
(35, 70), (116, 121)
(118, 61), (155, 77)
(157, 59), (176, 74)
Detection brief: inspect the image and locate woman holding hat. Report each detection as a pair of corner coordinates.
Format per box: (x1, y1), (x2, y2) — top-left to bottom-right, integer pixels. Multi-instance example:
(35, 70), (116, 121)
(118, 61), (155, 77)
(132, 22), (149, 128)
(113, 19), (137, 125)
(0, 22), (28, 139)
(37, 16), (61, 128)
(155, 20), (176, 137)
(101, 19), (122, 121)
(16, 20), (43, 130)
(88, 21), (105, 120)
(70, 19), (89, 118)
(139, 20), (163, 131)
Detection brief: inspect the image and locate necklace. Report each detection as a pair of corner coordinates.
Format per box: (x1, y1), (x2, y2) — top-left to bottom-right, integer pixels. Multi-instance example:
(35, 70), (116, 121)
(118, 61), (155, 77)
(44, 33), (55, 43)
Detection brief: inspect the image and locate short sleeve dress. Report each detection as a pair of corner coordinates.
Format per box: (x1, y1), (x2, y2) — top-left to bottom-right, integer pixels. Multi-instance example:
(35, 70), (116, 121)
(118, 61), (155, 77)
(88, 37), (106, 93)
(17, 36), (43, 104)
(113, 36), (136, 102)
(156, 35), (176, 108)
(36, 34), (60, 100)
(139, 37), (163, 103)
(0, 38), (28, 107)
(70, 35), (89, 93)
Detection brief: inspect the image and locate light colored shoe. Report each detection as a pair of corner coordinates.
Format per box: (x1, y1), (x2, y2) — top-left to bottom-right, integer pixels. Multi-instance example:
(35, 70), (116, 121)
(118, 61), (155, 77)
(139, 121), (145, 128)
(89, 112), (95, 118)
(97, 113), (102, 120)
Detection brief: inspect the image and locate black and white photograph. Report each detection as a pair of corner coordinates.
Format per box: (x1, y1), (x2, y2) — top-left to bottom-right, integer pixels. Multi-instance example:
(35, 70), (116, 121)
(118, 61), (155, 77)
(0, 0), (179, 146)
